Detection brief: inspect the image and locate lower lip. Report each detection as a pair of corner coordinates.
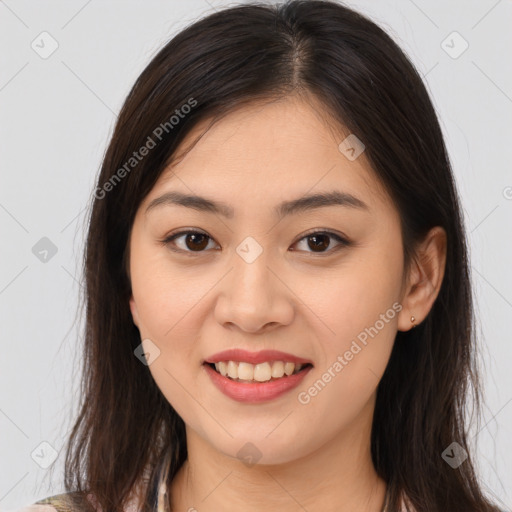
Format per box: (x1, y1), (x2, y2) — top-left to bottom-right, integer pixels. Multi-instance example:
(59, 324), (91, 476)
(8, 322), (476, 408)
(203, 363), (313, 403)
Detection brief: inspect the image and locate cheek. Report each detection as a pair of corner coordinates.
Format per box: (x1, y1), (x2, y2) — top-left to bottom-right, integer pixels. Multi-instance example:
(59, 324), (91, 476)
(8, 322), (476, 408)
(130, 243), (211, 340)
(301, 234), (403, 403)
(130, 258), (210, 427)
(129, 247), (213, 415)
(321, 225), (404, 343)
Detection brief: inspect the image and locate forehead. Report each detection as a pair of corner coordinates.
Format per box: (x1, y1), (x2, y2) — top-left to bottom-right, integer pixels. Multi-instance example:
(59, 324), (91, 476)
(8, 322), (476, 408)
(146, 96), (392, 213)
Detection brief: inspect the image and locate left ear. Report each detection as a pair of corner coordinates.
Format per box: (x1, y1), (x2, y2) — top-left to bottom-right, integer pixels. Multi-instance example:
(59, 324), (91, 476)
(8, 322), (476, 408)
(397, 226), (447, 332)
(129, 294), (140, 328)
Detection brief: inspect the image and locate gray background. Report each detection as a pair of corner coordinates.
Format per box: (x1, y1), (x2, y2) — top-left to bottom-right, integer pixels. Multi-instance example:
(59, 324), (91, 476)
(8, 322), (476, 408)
(1, 0), (511, 510)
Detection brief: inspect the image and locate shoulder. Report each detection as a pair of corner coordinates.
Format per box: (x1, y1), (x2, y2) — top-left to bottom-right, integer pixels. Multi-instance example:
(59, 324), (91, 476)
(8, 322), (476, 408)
(14, 492), (89, 512)
(12, 473), (152, 512)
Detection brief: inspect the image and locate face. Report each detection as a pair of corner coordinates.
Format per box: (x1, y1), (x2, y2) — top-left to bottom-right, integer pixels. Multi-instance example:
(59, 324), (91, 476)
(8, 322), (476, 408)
(128, 95), (408, 465)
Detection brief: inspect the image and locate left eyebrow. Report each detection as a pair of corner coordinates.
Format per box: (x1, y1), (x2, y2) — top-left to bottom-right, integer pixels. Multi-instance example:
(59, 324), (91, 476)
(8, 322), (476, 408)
(276, 190), (369, 218)
(144, 190), (369, 219)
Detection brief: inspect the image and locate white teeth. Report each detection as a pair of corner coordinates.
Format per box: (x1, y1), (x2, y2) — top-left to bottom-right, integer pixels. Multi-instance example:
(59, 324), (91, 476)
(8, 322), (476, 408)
(271, 360), (284, 378)
(238, 362), (253, 380)
(213, 360), (306, 382)
(217, 361), (228, 377)
(284, 362), (295, 376)
(227, 360), (238, 379)
(254, 362), (272, 382)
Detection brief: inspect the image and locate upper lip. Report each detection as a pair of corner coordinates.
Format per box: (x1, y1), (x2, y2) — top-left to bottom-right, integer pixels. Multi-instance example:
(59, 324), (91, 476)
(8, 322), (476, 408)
(203, 349), (313, 366)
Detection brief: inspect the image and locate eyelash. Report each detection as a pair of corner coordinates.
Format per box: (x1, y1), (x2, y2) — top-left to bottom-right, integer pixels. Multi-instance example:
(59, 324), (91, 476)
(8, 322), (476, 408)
(158, 228), (351, 256)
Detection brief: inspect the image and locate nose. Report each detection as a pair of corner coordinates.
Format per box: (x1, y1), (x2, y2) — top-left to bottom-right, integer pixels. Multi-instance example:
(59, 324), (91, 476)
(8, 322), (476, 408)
(213, 250), (294, 334)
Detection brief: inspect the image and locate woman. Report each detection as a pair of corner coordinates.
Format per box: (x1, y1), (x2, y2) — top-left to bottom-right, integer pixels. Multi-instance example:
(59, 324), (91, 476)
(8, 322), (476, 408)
(19, 1), (505, 511)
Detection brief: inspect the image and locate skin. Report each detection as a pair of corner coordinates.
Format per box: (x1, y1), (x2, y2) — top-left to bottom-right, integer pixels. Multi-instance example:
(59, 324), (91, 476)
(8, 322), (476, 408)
(128, 94), (447, 512)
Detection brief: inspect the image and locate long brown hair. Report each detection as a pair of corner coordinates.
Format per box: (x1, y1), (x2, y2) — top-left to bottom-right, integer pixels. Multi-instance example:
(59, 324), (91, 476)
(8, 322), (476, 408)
(59, 1), (503, 511)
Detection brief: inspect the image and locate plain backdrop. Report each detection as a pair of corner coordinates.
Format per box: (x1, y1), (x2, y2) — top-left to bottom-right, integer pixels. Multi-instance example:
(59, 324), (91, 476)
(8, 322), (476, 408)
(1, 0), (511, 510)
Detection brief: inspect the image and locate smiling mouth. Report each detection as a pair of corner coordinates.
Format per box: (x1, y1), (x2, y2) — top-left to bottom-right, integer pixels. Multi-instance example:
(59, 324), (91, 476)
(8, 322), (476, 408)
(205, 361), (314, 383)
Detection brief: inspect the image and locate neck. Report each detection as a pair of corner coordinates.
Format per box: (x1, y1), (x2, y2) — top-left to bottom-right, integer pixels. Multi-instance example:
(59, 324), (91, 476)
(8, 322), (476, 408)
(169, 397), (387, 512)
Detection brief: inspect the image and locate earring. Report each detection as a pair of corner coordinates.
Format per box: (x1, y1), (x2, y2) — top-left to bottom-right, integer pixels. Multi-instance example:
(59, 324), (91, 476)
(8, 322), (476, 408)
(410, 315), (416, 328)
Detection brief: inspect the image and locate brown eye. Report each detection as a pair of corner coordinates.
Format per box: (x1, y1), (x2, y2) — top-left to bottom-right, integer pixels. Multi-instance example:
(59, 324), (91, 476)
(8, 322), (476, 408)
(292, 231), (350, 254)
(161, 229), (349, 256)
(183, 232), (209, 251)
(162, 230), (217, 253)
(306, 233), (330, 252)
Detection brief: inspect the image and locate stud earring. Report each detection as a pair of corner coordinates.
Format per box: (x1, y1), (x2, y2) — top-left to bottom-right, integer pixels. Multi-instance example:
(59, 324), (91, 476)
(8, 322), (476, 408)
(410, 315), (416, 328)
